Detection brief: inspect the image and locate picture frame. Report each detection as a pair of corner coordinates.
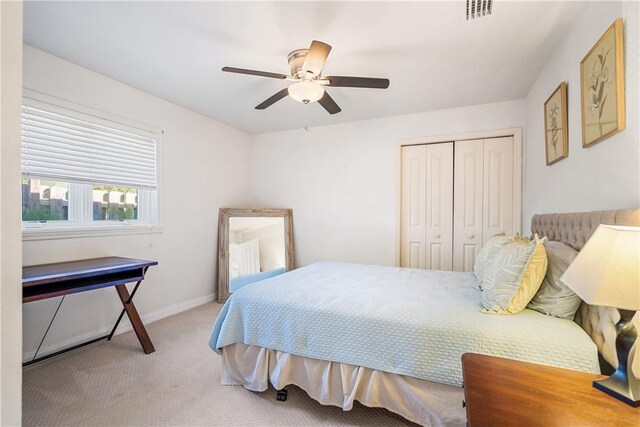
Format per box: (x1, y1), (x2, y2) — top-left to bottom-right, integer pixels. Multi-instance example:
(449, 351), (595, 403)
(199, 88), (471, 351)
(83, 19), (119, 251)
(544, 82), (569, 165)
(580, 18), (625, 148)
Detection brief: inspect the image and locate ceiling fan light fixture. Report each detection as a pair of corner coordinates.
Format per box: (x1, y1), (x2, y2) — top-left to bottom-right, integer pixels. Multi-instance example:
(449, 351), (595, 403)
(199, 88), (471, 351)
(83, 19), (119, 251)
(288, 81), (324, 104)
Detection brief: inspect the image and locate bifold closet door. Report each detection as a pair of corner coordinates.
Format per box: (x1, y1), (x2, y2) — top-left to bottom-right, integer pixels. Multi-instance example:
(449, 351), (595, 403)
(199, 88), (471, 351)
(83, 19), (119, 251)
(425, 143), (454, 270)
(482, 137), (514, 245)
(401, 145), (427, 269)
(400, 143), (453, 270)
(453, 137), (516, 271)
(453, 139), (484, 272)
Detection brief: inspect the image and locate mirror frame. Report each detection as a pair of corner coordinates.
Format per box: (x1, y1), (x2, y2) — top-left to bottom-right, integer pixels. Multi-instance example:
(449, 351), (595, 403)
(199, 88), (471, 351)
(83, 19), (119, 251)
(217, 208), (294, 303)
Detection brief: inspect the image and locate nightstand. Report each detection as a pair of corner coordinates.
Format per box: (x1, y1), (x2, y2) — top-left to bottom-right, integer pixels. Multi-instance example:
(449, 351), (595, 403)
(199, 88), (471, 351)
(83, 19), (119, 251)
(461, 353), (639, 427)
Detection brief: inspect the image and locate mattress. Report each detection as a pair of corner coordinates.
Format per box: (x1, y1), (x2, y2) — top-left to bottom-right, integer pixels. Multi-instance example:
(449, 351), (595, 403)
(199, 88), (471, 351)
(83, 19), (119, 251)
(210, 262), (600, 387)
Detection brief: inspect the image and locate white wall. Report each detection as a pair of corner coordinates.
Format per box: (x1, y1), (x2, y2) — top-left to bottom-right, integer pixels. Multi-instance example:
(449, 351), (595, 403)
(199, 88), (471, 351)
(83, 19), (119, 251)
(22, 46), (252, 360)
(250, 100), (526, 267)
(524, 1), (639, 227)
(0, 2), (23, 425)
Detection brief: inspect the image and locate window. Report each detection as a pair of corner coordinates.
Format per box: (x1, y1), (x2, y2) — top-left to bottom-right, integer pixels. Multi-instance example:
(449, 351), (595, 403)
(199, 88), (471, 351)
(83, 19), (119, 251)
(22, 178), (69, 221)
(93, 185), (138, 221)
(21, 92), (160, 236)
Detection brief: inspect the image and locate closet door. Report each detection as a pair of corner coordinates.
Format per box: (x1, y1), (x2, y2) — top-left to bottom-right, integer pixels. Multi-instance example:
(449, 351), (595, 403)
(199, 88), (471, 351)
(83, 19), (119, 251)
(402, 136), (518, 272)
(425, 143), (453, 270)
(453, 139), (484, 272)
(483, 137), (515, 243)
(400, 143), (453, 270)
(401, 145), (427, 269)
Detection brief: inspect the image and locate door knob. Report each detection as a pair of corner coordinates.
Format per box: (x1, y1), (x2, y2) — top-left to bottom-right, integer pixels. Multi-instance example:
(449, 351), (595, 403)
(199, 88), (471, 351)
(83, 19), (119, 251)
(467, 234), (475, 239)
(434, 233), (441, 239)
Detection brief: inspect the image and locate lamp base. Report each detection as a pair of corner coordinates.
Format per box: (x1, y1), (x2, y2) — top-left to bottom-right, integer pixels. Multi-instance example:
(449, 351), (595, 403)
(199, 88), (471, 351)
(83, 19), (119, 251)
(592, 309), (639, 407)
(593, 375), (639, 407)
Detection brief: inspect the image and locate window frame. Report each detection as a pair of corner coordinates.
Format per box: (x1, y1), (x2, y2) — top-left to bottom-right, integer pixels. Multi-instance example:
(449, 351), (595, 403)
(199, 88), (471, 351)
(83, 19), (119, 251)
(22, 89), (163, 241)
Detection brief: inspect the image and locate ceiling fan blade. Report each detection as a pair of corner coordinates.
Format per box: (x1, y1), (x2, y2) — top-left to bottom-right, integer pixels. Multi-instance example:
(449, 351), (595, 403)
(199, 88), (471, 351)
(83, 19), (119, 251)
(255, 88), (290, 110)
(325, 76), (390, 89)
(301, 40), (332, 77)
(222, 67), (288, 80)
(318, 91), (341, 115)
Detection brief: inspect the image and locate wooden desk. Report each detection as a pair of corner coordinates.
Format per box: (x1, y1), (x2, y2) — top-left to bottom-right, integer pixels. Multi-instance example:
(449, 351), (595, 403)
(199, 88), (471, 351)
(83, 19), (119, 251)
(462, 353), (639, 427)
(23, 257), (158, 366)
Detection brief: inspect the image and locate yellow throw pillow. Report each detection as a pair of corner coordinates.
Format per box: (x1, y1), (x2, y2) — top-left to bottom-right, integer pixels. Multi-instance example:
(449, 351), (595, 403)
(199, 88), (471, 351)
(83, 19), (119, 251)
(481, 234), (548, 315)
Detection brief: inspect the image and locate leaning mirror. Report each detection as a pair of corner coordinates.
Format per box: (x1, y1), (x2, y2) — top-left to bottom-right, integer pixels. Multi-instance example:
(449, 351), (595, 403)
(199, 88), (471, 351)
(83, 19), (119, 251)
(217, 208), (294, 303)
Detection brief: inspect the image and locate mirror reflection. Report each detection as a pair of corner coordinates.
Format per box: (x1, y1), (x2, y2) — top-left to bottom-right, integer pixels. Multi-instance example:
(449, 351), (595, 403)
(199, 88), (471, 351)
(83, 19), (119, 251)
(228, 217), (286, 292)
(217, 208), (294, 303)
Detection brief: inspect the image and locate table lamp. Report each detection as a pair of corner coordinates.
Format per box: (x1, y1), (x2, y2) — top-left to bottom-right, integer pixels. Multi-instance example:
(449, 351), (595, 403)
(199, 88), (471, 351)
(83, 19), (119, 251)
(560, 224), (640, 407)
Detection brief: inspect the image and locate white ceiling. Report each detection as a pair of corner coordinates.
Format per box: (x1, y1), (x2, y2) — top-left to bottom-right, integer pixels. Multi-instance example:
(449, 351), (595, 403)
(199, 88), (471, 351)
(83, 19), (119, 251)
(23, 1), (585, 134)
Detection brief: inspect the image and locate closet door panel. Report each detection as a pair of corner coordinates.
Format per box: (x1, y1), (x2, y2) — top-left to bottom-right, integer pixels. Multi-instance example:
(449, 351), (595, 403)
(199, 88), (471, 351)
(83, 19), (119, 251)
(453, 139), (484, 272)
(483, 137), (514, 244)
(425, 143), (453, 270)
(400, 145), (427, 269)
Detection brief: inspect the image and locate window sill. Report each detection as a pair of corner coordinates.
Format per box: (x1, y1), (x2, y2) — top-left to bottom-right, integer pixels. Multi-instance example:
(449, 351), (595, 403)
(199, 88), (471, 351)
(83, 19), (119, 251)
(22, 224), (164, 241)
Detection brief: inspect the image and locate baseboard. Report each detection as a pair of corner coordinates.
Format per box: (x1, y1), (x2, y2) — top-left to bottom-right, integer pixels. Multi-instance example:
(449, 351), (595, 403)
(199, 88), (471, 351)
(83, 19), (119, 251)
(128, 293), (216, 329)
(23, 293), (216, 363)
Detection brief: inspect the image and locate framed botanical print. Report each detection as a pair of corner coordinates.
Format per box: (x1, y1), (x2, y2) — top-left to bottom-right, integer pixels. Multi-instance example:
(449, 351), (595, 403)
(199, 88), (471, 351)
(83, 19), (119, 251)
(544, 82), (568, 165)
(580, 18), (625, 148)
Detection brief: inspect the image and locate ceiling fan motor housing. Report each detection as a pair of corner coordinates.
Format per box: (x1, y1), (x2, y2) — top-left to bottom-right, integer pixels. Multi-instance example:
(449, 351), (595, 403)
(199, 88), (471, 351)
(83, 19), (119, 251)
(288, 49), (309, 78)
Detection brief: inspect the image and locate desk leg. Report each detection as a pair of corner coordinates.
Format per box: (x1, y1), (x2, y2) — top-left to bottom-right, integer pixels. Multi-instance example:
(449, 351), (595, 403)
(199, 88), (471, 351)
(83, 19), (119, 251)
(114, 284), (155, 354)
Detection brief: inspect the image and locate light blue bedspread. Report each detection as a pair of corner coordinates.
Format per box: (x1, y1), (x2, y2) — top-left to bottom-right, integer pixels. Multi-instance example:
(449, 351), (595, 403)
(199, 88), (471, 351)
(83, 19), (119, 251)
(229, 267), (286, 292)
(209, 262), (600, 386)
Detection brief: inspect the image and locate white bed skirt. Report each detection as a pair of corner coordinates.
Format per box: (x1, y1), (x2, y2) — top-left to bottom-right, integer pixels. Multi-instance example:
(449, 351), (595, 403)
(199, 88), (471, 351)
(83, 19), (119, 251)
(220, 344), (466, 426)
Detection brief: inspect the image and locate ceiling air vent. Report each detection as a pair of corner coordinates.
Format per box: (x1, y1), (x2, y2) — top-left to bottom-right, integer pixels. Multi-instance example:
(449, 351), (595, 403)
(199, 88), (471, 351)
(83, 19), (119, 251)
(466, 0), (493, 20)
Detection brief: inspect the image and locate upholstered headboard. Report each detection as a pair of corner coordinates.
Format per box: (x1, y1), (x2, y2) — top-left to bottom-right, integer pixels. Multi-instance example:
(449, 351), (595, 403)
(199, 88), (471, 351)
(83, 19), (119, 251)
(531, 208), (640, 374)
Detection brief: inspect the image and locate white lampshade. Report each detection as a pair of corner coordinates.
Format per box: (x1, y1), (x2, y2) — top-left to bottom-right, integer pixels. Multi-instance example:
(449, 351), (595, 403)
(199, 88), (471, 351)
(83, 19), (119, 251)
(288, 82), (324, 104)
(560, 225), (640, 311)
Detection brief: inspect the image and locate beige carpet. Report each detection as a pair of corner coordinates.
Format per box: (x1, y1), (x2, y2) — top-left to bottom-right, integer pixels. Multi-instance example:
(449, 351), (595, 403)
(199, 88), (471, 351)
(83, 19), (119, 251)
(23, 302), (415, 426)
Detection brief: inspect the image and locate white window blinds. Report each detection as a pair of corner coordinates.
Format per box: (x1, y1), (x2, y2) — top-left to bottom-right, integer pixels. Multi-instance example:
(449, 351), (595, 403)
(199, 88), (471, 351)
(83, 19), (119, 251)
(21, 98), (158, 189)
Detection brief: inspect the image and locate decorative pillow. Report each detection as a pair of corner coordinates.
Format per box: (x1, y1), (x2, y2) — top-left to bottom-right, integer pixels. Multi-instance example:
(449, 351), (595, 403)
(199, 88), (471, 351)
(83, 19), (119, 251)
(473, 233), (514, 286)
(481, 234), (548, 315)
(527, 241), (582, 319)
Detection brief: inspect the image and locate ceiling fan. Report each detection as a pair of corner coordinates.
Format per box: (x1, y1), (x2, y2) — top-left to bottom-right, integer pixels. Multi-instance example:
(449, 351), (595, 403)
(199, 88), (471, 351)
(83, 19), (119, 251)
(222, 40), (390, 115)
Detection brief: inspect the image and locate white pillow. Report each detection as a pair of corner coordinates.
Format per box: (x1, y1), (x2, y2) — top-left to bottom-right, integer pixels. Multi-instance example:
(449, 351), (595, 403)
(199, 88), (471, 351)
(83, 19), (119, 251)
(473, 233), (514, 287)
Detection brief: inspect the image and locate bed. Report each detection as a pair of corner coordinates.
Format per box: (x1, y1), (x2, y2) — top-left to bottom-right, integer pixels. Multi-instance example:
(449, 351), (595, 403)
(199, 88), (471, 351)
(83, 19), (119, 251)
(209, 209), (640, 426)
(229, 267), (286, 292)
